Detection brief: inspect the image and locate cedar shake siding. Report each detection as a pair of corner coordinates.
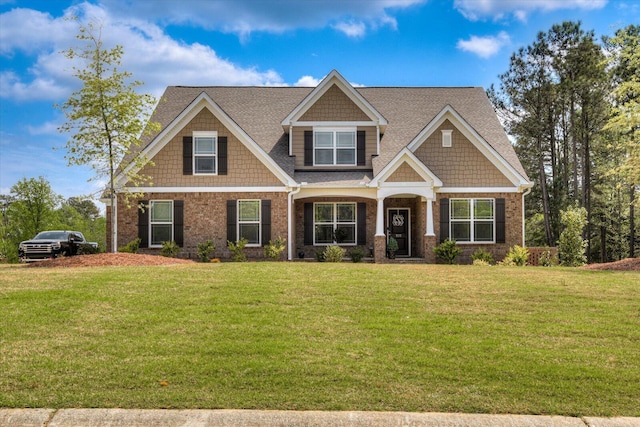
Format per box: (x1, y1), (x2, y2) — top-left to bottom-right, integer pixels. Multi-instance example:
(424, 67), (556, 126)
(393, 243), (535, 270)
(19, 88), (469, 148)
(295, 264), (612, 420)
(413, 120), (513, 187)
(386, 162), (427, 183)
(299, 84), (371, 122)
(135, 109), (283, 188)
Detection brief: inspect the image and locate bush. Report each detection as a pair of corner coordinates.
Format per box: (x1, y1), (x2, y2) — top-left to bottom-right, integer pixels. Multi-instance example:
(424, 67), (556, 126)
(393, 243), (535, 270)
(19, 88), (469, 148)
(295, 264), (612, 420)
(472, 259), (491, 266)
(501, 245), (529, 266)
(349, 247), (365, 263)
(118, 238), (141, 254)
(264, 236), (286, 261)
(433, 239), (461, 264)
(160, 240), (180, 258)
(323, 245), (345, 262)
(196, 240), (216, 263)
(228, 238), (248, 262)
(471, 248), (494, 265)
(539, 248), (558, 267)
(558, 205), (588, 267)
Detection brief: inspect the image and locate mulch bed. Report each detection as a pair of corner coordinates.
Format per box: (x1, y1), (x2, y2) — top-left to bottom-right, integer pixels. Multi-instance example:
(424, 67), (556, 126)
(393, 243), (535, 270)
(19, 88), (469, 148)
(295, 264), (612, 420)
(582, 257), (640, 271)
(26, 253), (195, 268)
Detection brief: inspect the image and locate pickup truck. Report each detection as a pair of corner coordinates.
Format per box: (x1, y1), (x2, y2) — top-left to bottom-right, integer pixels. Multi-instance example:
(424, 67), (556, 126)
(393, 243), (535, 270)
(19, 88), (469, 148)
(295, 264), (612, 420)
(18, 230), (99, 262)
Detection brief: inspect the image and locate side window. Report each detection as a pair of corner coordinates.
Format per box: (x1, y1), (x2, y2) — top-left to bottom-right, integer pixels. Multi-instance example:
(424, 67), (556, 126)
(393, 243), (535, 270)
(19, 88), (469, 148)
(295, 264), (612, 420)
(193, 131), (217, 174)
(149, 200), (173, 247)
(238, 200), (261, 246)
(450, 198), (494, 243)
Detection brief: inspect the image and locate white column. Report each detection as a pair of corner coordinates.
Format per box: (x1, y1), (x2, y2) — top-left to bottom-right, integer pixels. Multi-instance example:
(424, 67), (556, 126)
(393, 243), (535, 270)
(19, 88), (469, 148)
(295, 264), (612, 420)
(426, 198), (435, 236)
(375, 197), (385, 236)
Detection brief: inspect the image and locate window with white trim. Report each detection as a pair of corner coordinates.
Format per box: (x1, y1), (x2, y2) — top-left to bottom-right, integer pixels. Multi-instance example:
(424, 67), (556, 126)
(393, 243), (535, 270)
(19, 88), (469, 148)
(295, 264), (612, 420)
(314, 202), (356, 245)
(238, 200), (261, 246)
(150, 200), (173, 247)
(314, 128), (356, 166)
(193, 131), (217, 174)
(450, 198), (494, 243)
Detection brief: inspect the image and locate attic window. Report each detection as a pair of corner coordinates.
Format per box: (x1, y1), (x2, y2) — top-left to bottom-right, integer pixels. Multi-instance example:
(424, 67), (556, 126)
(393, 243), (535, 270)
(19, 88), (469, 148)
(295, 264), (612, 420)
(441, 130), (452, 147)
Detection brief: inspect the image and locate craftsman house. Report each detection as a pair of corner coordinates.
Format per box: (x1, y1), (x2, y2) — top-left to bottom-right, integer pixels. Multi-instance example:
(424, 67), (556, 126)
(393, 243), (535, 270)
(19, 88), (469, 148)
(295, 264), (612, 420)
(107, 70), (532, 262)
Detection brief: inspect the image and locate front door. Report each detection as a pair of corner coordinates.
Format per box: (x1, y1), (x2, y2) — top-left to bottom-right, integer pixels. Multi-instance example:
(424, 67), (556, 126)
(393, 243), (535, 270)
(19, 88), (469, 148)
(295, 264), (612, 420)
(387, 208), (410, 256)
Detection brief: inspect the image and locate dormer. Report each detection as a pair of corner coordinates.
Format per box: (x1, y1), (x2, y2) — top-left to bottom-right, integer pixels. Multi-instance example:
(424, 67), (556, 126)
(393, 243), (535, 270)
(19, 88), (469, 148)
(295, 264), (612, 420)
(282, 70), (387, 170)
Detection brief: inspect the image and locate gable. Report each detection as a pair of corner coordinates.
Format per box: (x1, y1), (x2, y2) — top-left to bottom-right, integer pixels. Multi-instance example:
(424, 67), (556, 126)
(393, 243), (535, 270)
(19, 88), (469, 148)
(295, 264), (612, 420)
(136, 108), (285, 188)
(385, 161), (426, 183)
(299, 84), (371, 122)
(413, 119), (513, 187)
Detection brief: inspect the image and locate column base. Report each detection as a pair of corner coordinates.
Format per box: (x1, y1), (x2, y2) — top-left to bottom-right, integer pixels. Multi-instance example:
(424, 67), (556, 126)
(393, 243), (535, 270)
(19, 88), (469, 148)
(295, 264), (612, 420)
(424, 235), (437, 263)
(374, 235), (387, 263)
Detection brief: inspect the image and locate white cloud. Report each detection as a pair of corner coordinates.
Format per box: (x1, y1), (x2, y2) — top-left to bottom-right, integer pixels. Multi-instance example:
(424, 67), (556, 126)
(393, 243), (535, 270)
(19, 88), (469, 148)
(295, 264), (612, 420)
(295, 76), (322, 87)
(457, 31), (511, 58)
(454, 0), (607, 21)
(0, 2), (285, 102)
(332, 20), (367, 38)
(100, 0), (423, 39)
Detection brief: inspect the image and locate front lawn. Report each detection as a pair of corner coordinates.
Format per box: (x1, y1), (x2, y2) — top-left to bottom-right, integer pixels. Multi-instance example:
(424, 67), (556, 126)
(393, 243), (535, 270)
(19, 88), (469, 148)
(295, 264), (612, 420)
(1, 263), (638, 416)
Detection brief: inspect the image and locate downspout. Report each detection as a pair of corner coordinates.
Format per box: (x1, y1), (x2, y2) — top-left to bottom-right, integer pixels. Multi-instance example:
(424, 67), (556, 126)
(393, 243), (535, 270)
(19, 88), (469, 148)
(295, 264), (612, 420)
(522, 186), (532, 247)
(287, 185), (302, 260)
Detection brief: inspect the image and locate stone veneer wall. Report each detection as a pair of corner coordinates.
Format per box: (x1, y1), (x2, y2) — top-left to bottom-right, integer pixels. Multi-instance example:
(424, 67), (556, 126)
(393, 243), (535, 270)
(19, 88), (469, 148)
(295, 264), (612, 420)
(434, 192), (523, 264)
(110, 191), (288, 260)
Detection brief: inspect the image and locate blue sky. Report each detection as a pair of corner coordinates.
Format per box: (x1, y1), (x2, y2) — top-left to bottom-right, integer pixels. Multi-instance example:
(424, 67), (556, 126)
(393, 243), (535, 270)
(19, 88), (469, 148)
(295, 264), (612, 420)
(1, 0), (638, 205)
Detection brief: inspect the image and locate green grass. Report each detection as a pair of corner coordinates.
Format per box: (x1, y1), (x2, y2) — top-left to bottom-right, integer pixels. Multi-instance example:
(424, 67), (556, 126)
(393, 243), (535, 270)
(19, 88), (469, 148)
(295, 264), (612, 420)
(1, 263), (638, 416)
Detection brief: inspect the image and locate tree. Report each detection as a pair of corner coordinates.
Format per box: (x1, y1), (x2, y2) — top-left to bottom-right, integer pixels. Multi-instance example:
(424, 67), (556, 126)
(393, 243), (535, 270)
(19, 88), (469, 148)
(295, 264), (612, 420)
(58, 20), (159, 252)
(8, 177), (62, 241)
(603, 24), (640, 257)
(558, 205), (588, 266)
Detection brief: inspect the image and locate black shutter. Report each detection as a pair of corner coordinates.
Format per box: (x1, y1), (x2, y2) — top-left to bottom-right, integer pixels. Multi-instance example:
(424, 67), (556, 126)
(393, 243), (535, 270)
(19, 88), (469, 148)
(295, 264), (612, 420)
(138, 200), (149, 248)
(227, 200), (237, 244)
(174, 200), (184, 247)
(357, 130), (366, 166)
(357, 202), (366, 245)
(304, 203), (314, 245)
(496, 198), (506, 244)
(261, 200), (271, 246)
(218, 136), (228, 175)
(304, 130), (313, 166)
(439, 198), (449, 243)
(183, 136), (193, 175)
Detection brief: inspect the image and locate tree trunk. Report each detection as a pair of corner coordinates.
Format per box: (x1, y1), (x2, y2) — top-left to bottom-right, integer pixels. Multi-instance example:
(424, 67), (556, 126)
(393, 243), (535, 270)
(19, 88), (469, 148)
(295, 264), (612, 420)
(631, 185), (636, 258)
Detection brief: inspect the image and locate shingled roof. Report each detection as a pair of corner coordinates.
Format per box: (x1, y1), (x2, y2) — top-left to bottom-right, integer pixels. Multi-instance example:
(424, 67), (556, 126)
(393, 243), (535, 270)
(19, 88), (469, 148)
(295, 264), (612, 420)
(132, 84), (528, 183)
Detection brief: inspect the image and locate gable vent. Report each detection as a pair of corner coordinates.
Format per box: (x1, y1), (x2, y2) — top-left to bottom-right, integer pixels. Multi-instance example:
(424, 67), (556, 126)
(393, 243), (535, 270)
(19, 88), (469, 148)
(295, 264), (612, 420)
(441, 130), (452, 148)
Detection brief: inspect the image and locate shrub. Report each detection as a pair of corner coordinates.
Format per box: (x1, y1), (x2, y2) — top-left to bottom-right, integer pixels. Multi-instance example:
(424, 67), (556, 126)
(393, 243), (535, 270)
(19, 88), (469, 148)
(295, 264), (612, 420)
(471, 248), (494, 265)
(118, 238), (141, 254)
(315, 249), (325, 262)
(433, 239), (461, 264)
(539, 248), (558, 267)
(501, 245), (529, 266)
(77, 244), (99, 255)
(160, 240), (180, 258)
(558, 205), (588, 267)
(349, 247), (365, 263)
(197, 240), (216, 263)
(472, 259), (491, 266)
(323, 245), (345, 262)
(228, 238), (248, 262)
(264, 236), (286, 261)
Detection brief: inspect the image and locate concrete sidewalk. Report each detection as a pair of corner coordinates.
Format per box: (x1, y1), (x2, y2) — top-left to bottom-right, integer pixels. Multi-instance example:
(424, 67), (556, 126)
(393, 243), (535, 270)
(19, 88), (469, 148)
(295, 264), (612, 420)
(1, 409), (639, 427)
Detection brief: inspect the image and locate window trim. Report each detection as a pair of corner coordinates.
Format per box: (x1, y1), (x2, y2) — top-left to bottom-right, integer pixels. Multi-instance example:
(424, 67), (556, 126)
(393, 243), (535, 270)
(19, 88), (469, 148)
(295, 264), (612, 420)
(313, 202), (357, 246)
(149, 200), (174, 248)
(313, 127), (357, 166)
(193, 131), (218, 175)
(237, 199), (261, 247)
(450, 198), (495, 244)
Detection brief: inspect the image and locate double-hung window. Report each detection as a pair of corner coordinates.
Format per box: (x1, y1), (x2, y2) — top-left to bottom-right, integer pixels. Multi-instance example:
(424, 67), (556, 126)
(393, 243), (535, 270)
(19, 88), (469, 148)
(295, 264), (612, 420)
(149, 200), (173, 247)
(314, 202), (356, 245)
(314, 128), (356, 166)
(238, 200), (261, 246)
(193, 131), (217, 174)
(450, 198), (494, 243)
